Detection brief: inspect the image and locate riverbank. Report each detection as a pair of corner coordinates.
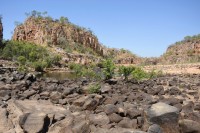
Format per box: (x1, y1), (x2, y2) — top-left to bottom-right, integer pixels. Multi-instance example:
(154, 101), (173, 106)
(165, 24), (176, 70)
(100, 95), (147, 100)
(144, 63), (200, 74)
(0, 68), (200, 133)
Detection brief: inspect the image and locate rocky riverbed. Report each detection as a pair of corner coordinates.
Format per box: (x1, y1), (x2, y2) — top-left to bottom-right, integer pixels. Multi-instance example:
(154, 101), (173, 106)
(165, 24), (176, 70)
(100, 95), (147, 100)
(0, 68), (200, 133)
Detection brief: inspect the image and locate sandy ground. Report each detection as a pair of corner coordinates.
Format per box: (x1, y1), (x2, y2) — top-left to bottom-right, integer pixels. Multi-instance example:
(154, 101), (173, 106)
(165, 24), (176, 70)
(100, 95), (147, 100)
(144, 63), (200, 74)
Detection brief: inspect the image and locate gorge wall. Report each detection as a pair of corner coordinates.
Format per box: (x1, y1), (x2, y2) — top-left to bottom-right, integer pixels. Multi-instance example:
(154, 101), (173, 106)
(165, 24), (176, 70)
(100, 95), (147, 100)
(12, 16), (106, 56)
(11, 16), (141, 65)
(161, 38), (200, 64)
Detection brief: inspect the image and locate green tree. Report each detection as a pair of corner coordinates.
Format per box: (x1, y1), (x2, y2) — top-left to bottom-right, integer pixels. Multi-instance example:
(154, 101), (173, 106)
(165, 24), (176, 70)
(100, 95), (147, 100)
(59, 16), (69, 24)
(184, 36), (192, 42)
(119, 66), (135, 80)
(102, 59), (116, 80)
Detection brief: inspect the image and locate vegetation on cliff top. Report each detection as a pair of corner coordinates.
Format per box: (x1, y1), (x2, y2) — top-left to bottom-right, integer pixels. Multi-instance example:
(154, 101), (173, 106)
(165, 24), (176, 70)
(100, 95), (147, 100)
(169, 34), (200, 48)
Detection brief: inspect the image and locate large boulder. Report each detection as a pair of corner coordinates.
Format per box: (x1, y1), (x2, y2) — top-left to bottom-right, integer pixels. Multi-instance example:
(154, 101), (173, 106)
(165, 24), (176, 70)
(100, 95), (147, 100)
(7, 100), (69, 132)
(179, 119), (200, 133)
(118, 117), (138, 129)
(19, 113), (48, 133)
(145, 102), (179, 133)
(108, 113), (123, 123)
(89, 112), (110, 126)
(148, 124), (163, 133)
(48, 115), (74, 133)
(104, 104), (118, 115)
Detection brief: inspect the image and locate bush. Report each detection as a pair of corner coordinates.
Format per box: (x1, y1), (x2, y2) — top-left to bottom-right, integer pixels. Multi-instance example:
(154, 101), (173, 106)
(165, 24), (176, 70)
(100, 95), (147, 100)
(69, 63), (83, 78)
(148, 69), (163, 78)
(102, 59), (116, 80)
(132, 67), (163, 81)
(82, 67), (102, 80)
(0, 41), (61, 70)
(118, 66), (135, 80)
(33, 61), (47, 72)
(17, 56), (26, 65)
(88, 83), (101, 94)
(132, 67), (149, 80)
(18, 65), (28, 72)
(68, 63), (102, 80)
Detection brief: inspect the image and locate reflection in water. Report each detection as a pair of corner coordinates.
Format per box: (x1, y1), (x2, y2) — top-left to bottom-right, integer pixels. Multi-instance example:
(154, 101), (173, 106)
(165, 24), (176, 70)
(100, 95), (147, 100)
(37, 71), (76, 80)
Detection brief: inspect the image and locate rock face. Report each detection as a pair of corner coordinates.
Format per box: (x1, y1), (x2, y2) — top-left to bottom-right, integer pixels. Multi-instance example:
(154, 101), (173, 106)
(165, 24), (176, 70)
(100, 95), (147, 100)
(11, 16), (141, 65)
(0, 18), (3, 43)
(161, 37), (200, 64)
(12, 16), (105, 56)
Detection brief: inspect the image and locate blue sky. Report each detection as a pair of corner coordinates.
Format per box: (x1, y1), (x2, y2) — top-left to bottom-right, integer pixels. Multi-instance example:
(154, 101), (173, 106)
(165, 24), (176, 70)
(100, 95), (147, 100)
(1, 0), (200, 57)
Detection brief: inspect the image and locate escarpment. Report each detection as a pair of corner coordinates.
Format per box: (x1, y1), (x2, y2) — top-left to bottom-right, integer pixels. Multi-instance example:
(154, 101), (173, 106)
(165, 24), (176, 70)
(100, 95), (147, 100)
(11, 16), (141, 65)
(12, 17), (106, 56)
(161, 36), (200, 64)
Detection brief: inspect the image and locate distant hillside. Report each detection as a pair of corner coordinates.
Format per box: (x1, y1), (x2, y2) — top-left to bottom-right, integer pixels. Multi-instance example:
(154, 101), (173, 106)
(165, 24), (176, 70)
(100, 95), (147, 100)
(160, 34), (200, 64)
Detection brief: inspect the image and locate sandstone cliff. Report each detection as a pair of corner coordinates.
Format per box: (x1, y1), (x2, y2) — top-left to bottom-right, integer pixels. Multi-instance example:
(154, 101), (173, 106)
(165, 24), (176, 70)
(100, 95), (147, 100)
(161, 35), (200, 64)
(0, 17), (3, 43)
(12, 16), (105, 56)
(12, 15), (141, 64)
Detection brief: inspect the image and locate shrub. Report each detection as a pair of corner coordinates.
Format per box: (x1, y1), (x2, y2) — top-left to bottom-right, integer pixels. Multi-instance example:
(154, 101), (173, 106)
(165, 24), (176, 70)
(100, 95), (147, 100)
(18, 65), (28, 72)
(132, 67), (148, 80)
(33, 61), (47, 72)
(17, 56), (26, 65)
(29, 51), (38, 62)
(119, 66), (135, 80)
(132, 67), (163, 81)
(69, 63), (83, 78)
(59, 16), (69, 24)
(82, 67), (102, 80)
(88, 83), (101, 94)
(102, 59), (116, 80)
(0, 41), (61, 70)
